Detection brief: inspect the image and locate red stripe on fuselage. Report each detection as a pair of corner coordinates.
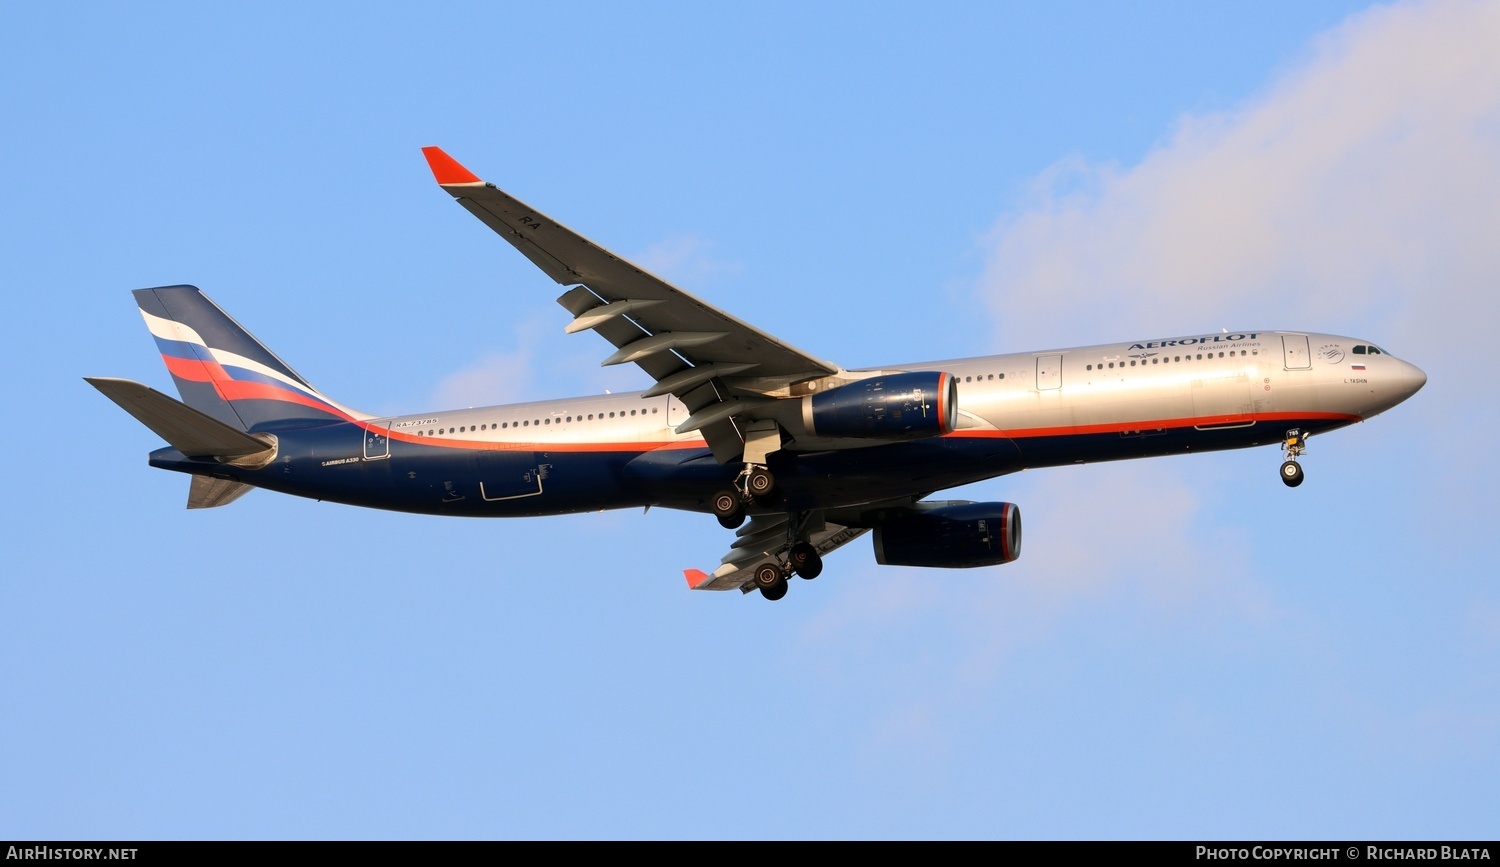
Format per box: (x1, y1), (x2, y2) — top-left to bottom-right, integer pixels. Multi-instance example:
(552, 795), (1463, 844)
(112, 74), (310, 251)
(950, 410), (1360, 440)
(379, 427), (706, 452)
(362, 410), (1355, 454)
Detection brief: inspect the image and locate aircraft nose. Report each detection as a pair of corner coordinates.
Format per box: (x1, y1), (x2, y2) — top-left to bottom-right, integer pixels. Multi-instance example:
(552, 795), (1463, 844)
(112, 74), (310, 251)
(1397, 359), (1427, 400)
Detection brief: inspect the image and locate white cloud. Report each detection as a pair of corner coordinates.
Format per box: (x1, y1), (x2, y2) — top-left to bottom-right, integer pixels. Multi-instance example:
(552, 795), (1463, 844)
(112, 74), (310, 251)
(429, 347), (534, 411)
(968, 0), (1500, 647)
(980, 0), (1500, 361)
(801, 1), (1500, 749)
(428, 313), (555, 409)
(632, 235), (744, 288)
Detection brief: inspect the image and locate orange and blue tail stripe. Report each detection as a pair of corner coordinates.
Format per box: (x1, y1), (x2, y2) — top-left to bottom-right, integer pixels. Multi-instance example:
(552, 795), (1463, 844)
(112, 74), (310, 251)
(134, 285), (367, 431)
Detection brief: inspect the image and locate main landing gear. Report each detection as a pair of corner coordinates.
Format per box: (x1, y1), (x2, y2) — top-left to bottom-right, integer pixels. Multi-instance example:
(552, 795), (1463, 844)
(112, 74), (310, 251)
(751, 519), (823, 601)
(711, 463), (776, 529)
(1280, 428), (1306, 488)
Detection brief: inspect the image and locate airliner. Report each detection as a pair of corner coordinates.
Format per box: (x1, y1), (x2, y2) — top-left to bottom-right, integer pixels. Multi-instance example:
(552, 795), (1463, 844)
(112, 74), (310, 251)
(88, 147), (1427, 601)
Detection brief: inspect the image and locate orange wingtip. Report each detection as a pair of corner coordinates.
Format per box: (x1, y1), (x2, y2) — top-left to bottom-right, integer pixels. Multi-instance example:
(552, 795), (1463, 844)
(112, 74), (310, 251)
(421, 146), (482, 185)
(684, 569), (713, 589)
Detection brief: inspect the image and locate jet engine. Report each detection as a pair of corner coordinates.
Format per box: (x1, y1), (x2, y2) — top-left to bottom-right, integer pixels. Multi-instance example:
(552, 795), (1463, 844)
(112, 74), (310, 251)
(872, 501), (1022, 568)
(802, 371), (956, 440)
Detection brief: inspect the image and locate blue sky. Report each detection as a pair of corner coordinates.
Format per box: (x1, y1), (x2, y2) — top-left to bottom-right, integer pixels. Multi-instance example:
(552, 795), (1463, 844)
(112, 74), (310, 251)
(3, 0), (1496, 840)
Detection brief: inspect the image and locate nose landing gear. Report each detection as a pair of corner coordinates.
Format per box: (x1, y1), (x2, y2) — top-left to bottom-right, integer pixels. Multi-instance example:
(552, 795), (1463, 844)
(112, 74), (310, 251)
(1280, 429), (1306, 488)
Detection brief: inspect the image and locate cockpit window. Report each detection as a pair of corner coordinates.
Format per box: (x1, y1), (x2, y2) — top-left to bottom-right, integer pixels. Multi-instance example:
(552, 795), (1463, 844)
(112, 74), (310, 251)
(1353, 345), (1367, 355)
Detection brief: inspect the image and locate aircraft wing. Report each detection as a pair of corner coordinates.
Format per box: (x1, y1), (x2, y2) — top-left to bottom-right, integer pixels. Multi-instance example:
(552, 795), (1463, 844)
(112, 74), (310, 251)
(423, 147), (841, 461)
(684, 511), (868, 592)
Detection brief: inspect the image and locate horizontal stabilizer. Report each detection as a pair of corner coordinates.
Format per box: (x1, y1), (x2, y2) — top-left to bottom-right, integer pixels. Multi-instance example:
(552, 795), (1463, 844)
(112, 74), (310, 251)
(84, 377), (274, 459)
(188, 475), (254, 509)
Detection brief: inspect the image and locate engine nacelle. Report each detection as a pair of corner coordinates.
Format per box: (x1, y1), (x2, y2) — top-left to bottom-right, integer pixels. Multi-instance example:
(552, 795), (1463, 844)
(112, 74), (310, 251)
(872, 501), (1022, 568)
(802, 371), (957, 440)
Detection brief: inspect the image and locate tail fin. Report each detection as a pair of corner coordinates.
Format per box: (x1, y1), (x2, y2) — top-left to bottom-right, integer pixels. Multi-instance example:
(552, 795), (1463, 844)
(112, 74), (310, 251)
(133, 285), (366, 430)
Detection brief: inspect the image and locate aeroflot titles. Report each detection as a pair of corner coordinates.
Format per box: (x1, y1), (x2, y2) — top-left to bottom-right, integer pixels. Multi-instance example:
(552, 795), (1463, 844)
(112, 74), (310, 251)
(1130, 333), (1261, 350)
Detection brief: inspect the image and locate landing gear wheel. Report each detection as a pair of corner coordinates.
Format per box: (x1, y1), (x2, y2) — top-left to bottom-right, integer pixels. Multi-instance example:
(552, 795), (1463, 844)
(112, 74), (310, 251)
(747, 467), (775, 498)
(759, 579), (788, 601)
(754, 562), (788, 601)
(712, 489), (744, 527)
(1280, 460), (1304, 488)
(788, 542), (822, 579)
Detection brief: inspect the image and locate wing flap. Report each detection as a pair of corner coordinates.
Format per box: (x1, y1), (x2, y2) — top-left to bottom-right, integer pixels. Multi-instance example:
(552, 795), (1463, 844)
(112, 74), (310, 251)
(685, 513), (869, 592)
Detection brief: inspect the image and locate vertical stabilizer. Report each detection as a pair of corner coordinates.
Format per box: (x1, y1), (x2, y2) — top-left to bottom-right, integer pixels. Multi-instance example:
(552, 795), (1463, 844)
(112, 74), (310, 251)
(133, 285), (366, 430)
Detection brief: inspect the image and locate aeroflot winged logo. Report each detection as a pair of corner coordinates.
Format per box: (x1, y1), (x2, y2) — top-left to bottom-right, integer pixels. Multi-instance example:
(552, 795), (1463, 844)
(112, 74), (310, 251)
(1128, 332), (1261, 350)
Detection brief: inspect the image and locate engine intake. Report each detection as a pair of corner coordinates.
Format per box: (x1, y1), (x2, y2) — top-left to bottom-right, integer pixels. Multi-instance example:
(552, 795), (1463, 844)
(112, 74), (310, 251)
(803, 371), (956, 440)
(873, 501), (1022, 568)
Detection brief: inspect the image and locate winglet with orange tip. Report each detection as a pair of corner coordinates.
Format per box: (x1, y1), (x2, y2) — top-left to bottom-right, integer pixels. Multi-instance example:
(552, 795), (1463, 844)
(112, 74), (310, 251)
(684, 569), (715, 590)
(421, 146), (482, 186)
